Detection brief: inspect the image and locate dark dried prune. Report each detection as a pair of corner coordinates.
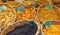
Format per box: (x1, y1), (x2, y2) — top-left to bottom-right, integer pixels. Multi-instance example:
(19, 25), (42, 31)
(6, 23), (37, 35)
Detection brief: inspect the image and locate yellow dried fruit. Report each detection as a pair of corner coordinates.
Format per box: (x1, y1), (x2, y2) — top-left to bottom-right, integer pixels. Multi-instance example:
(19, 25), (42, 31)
(0, 4), (16, 32)
(43, 21), (60, 35)
(37, 5), (60, 22)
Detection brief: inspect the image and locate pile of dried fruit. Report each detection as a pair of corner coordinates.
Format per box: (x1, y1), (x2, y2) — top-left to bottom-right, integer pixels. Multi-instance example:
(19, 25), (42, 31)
(42, 20), (60, 35)
(43, 25), (60, 35)
(37, 5), (60, 22)
(0, 4), (16, 32)
(16, 6), (35, 20)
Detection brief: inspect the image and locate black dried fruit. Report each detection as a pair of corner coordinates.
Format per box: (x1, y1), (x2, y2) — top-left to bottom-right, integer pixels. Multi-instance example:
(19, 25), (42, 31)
(6, 23), (37, 35)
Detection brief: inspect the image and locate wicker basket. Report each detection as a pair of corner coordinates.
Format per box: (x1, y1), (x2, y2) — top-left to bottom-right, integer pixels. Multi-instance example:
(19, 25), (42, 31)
(5, 1), (22, 7)
(15, 0), (35, 6)
(37, 5), (60, 22)
(0, 19), (41, 35)
(15, 5), (36, 20)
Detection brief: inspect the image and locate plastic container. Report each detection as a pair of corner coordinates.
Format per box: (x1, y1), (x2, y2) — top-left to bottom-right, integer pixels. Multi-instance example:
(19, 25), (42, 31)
(0, 3), (16, 33)
(42, 20), (60, 35)
(0, 19), (41, 35)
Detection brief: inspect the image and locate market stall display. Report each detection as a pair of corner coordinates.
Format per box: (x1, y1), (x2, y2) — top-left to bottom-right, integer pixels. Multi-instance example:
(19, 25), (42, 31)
(0, 0), (60, 35)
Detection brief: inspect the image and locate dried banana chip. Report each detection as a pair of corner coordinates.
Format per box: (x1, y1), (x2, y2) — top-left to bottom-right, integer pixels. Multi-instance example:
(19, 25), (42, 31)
(0, 3), (16, 33)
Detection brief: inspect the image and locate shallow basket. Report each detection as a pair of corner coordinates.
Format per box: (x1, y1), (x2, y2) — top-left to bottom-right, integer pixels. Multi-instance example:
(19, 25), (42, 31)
(0, 19), (41, 35)
(37, 5), (60, 22)
(15, 0), (35, 6)
(5, 1), (22, 7)
(15, 5), (37, 21)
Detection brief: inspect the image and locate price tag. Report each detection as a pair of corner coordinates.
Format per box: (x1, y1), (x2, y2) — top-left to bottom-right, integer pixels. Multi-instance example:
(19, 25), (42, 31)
(0, 5), (6, 12)
(45, 5), (53, 10)
(44, 20), (51, 28)
(29, 21), (37, 28)
(16, 6), (25, 12)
